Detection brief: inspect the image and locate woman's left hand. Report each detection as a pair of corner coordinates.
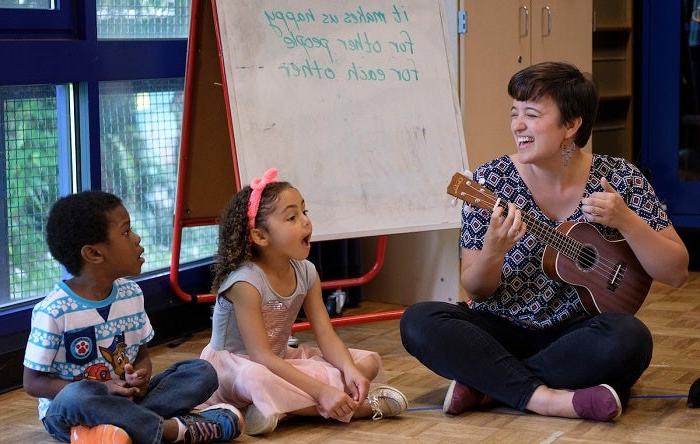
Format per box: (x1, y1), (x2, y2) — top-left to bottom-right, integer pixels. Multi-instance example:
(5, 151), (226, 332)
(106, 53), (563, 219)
(342, 365), (370, 403)
(581, 177), (633, 229)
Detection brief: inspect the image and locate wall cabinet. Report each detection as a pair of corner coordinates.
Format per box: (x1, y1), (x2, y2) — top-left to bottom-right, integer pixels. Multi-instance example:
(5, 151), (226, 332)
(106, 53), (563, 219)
(591, 0), (634, 160)
(459, 0), (592, 169)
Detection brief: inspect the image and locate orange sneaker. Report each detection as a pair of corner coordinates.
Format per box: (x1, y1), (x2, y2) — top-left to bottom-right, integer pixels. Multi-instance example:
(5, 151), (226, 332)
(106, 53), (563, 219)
(70, 424), (132, 444)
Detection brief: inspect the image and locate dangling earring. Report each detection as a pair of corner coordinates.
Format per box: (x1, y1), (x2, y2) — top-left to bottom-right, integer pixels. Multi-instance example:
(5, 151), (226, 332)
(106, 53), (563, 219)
(560, 139), (576, 165)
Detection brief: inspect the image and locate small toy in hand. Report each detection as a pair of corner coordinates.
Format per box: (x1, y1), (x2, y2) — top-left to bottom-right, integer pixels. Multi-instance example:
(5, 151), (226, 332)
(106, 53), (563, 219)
(688, 378), (700, 408)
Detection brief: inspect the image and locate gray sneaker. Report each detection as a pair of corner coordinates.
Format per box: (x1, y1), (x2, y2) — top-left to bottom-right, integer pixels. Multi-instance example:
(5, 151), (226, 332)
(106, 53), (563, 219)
(368, 386), (408, 420)
(244, 403), (279, 435)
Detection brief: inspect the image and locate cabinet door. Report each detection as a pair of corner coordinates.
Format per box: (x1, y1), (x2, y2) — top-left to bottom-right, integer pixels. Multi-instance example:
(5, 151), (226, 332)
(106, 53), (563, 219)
(531, 0), (592, 150)
(531, 0), (592, 72)
(461, 0), (531, 168)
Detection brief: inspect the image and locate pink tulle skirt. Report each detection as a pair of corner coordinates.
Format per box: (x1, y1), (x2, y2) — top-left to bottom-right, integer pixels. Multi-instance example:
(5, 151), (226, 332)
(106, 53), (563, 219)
(198, 344), (382, 422)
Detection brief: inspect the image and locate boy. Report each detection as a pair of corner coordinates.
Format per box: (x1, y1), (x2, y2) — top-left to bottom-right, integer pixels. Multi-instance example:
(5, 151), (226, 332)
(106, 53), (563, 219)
(23, 191), (244, 444)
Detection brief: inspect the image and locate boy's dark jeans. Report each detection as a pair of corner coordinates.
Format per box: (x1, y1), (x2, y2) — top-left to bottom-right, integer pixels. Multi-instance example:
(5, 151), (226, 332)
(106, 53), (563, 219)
(42, 359), (219, 444)
(400, 301), (653, 410)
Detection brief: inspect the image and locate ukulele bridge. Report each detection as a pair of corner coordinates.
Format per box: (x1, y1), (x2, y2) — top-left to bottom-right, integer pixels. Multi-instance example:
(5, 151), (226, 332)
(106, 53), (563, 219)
(607, 262), (627, 291)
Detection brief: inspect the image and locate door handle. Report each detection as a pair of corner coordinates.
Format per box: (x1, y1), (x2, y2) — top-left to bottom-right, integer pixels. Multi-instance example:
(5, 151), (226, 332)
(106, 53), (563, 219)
(519, 5), (529, 37)
(542, 6), (552, 36)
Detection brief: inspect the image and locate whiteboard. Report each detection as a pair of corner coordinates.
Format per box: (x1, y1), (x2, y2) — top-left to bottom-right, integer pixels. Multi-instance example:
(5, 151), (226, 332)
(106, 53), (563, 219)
(214, 0), (467, 241)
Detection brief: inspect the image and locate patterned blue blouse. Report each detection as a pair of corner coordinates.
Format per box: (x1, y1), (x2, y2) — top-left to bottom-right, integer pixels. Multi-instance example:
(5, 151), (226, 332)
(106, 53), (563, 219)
(460, 154), (670, 329)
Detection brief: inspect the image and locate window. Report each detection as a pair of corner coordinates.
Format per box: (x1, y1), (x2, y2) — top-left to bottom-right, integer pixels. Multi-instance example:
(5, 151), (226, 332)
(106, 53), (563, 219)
(0, 0), (54, 10)
(97, 0), (190, 39)
(0, 84), (71, 307)
(0, 2), (209, 310)
(99, 79), (216, 273)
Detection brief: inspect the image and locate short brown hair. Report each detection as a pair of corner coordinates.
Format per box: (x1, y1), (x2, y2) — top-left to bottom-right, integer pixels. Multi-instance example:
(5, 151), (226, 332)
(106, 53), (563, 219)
(508, 62), (598, 147)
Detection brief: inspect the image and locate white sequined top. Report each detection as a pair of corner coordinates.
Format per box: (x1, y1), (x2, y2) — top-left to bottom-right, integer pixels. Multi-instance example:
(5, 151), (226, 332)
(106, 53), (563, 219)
(209, 259), (317, 357)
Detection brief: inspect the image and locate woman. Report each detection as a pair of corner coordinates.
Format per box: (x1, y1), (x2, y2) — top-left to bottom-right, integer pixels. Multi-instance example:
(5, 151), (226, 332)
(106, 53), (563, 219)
(400, 62), (689, 421)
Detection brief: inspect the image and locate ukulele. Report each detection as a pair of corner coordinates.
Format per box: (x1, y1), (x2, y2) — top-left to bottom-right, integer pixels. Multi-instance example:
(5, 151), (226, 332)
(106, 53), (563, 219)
(447, 171), (652, 314)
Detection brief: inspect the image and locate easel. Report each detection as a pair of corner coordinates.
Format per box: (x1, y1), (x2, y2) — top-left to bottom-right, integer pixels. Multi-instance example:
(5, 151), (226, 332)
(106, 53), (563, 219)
(169, 0), (404, 328)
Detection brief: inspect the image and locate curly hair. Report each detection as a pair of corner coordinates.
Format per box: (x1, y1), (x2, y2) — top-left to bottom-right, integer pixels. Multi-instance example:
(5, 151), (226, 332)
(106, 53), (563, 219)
(46, 191), (123, 276)
(210, 181), (293, 293)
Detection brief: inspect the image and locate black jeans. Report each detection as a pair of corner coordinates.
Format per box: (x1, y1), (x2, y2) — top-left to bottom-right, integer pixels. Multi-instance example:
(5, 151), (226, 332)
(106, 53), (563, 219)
(400, 301), (653, 411)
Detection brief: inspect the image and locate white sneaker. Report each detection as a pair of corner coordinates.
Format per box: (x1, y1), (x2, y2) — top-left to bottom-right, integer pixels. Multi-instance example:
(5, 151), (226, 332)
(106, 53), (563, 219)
(244, 403), (279, 435)
(368, 385), (408, 420)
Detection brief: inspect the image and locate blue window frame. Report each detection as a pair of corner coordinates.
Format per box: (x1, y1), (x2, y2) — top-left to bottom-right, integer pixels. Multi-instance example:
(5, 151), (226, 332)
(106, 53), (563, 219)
(0, 2), (211, 352)
(0, 1), (79, 39)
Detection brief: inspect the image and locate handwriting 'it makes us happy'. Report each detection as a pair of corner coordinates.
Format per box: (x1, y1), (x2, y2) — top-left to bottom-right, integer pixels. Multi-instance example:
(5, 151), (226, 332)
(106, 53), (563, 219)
(264, 5), (421, 82)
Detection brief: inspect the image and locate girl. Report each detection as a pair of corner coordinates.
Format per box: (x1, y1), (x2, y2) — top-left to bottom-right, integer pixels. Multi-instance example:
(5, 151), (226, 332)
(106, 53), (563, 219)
(199, 168), (407, 435)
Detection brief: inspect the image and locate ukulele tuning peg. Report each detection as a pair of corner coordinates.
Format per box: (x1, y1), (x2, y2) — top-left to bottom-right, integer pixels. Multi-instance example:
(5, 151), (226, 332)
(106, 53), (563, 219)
(478, 178), (486, 185)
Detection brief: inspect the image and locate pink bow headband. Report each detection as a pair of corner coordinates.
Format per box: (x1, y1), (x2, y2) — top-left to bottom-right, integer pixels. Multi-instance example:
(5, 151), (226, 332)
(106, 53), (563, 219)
(247, 168), (278, 229)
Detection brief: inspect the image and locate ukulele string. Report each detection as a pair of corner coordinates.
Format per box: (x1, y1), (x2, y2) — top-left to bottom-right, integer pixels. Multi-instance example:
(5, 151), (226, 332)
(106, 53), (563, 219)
(505, 201), (621, 279)
(470, 193), (621, 279)
(470, 191), (620, 274)
(460, 188), (622, 280)
(487, 199), (621, 282)
(452, 177), (613, 271)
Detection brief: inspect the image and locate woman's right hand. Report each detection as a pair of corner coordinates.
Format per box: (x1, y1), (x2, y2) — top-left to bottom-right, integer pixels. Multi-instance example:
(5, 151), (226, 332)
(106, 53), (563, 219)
(317, 384), (359, 420)
(483, 202), (527, 254)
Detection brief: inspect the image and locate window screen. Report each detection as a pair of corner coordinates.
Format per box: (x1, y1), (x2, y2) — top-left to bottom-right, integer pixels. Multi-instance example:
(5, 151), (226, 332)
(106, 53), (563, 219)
(0, 0), (54, 9)
(99, 78), (217, 274)
(97, 0), (190, 39)
(1, 85), (66, 306)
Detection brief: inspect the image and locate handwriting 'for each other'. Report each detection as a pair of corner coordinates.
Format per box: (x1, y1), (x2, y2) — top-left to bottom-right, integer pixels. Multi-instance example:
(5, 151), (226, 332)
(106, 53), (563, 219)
(278, 58), (336, 80)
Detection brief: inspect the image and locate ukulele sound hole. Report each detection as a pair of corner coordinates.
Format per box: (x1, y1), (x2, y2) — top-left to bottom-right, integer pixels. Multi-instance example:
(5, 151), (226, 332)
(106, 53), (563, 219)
(577, 245), (597, 270)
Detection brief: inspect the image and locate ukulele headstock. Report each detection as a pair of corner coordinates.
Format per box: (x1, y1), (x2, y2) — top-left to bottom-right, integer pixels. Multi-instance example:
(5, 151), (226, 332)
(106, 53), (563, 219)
(446, 171), (498, 211)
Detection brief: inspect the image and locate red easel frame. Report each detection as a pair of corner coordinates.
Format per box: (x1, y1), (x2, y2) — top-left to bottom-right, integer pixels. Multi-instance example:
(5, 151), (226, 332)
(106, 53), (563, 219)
(169, 0), (404, 328)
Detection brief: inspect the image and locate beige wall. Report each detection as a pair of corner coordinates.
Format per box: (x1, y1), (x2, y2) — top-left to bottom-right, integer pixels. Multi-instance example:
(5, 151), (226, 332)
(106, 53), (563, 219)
(360, 229), (462, 304)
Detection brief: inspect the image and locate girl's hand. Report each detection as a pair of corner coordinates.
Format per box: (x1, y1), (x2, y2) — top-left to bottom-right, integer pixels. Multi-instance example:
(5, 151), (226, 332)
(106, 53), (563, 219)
(483, 202), (526, 254)
(124, 363), (150, 397)
(342, 366), (370, 403)
(581, 178), (634, 229)
(105, 379), (139, 399)
(317, 385), (358, 420)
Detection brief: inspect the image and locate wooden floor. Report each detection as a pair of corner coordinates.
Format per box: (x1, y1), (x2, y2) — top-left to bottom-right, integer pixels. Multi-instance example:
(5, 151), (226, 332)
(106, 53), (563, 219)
(2, 273), (700, 443)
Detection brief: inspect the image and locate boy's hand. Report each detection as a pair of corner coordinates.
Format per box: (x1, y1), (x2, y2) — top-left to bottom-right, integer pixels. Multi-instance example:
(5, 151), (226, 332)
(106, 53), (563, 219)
(124, 363), (150, 397)
(105, 379), (139, 399)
